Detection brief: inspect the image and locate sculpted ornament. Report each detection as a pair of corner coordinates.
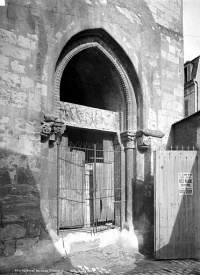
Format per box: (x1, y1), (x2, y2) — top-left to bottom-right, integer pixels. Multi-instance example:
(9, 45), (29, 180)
(137, 135), (151, 148)
(41, 115), (65, 142)
(120, 131), (136, 149)
(41, 121), (53, 137)
(136, 129), (164, 151)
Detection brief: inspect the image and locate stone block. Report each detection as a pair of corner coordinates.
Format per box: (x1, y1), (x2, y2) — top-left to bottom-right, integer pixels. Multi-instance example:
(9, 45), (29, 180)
(167, 52), (179, 64)
(169, 44), (175, 55)
(0, 68), (20, 88)
(0, 224), (26, 240)
(21, 76), (34, 90)
(2, 202), (41, 221)
(3, 239), (16, 256)
(0, 42), (31, 60)
(17, 35), (37, 50)
(0, 55), (9, 70)
(0, 87), (28, 108)
(35, 83), (47, 96)
(173, 101), (183, 113)
(0, 241), (3, 256)
(163, 92), (175, 102)
(28, 93), (41, 111)
(11, 60), (25, 74)
(0, 28), (17, 45)
(26, 220), (40, 238)
(16, 237), (39, 251)
(148, 4), (157, 14)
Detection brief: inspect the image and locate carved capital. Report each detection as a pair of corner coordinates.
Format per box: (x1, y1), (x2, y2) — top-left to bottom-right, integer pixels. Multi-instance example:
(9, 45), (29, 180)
(120, 131), (136, 149)
(136, 129), (164, 151)
(137, 135), (151, 150)
(41, 115), (65, 142)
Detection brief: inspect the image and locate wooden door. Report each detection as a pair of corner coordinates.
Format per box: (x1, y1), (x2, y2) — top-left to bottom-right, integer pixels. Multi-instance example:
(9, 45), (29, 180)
(154, 150), (200, 259)
(59, 146), (85, 228)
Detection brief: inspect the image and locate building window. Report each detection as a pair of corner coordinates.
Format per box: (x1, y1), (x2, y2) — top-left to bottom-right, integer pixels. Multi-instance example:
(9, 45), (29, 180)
(184, 63), (193, 83)
(185, 99), (189, 117)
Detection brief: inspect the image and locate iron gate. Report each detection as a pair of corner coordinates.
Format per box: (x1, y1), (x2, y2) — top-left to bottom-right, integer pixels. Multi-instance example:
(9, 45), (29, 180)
(57, 140), (122, 233)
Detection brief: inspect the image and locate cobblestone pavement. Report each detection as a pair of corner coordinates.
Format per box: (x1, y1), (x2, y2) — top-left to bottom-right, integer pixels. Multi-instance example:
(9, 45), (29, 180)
(5, 259), (200, 275)
(5, 245), (200, 275)
(47, 259), (200, 275)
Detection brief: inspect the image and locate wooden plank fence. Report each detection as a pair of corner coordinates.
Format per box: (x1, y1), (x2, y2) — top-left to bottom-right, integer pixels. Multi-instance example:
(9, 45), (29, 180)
(154, 150), (200, 259)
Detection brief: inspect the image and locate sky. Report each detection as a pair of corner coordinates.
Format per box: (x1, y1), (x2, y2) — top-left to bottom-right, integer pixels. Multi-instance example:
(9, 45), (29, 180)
(183, 0), (200, 61)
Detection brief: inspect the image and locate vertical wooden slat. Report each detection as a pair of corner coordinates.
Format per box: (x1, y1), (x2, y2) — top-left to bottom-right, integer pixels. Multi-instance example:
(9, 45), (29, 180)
(192, 152), (198, 258)
(155, 150), (198, 260)
(120, 147), (125, 227)
(59, 145), (85, 228)
(196, 152), (200, 258)
(173, 151), (180, 259)
(114, 147), (121, 226)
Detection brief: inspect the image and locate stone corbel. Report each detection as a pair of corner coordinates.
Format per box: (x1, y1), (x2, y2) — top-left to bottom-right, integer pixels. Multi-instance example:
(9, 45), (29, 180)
(120, 131), (136, 149)
(41, 115), (65, 143)
(136, 129), (164, 151)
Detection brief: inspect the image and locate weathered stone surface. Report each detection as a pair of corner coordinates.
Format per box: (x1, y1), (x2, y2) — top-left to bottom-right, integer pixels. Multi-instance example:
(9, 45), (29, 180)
(0, 241), (3, 257)
(16, 237), (39, 251)
(0, 0), (183, 258)
(26, 221), (40, 238)
(59, 102), (119, 132)
(0, 224), (26, 240)
(3, 239), (16, 256)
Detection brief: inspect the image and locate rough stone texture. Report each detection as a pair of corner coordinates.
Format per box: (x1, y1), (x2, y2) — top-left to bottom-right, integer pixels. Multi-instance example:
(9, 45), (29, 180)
(0, 0), (183, 265)
(0, 224), (26, 240)
(3, 239), (16, 256)
(16, 237), (39, 251)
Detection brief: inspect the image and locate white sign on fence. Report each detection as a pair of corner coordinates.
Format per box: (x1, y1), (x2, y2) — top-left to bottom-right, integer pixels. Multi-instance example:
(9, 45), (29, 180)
(178, 173), (193, 195)
(0, 0), (5, 6)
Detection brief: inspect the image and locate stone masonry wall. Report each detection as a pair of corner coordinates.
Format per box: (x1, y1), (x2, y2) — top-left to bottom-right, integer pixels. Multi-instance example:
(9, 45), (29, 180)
(0, 0), (183, 259)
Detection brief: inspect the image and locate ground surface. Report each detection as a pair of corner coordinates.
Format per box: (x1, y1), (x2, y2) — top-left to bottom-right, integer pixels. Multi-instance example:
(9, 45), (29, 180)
(1, 243), (200, 275)
(53, 244), (200, 275)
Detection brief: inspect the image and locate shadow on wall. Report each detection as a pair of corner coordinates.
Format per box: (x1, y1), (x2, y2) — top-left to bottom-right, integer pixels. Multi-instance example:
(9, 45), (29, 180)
(0, 148), (73, 273)
(133, 148), (154, 256)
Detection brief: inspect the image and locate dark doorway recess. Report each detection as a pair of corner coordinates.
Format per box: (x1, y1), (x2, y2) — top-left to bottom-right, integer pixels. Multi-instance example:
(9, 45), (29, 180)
(66, 127), (114, 148)
(60, 47), (124, 112)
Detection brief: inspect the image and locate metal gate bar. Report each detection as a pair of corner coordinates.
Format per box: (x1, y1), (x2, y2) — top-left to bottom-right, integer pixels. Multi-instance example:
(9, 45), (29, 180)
(57, 142), (122, 233)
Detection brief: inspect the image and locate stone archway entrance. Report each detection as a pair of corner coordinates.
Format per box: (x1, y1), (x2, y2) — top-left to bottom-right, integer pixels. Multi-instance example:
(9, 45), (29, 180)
(52, 38), (138, 233)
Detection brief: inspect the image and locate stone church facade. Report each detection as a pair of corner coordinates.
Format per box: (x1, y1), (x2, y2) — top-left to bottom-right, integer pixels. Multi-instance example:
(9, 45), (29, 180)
(0, 0), (183, 259)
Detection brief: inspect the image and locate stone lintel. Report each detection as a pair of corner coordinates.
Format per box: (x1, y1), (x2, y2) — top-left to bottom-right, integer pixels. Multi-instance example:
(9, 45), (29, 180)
(59, 101), (119, 132)
(136, 129), (165, 138)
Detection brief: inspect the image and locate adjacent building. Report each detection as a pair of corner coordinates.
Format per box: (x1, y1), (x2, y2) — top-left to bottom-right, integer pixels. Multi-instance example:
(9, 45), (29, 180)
(184, 56), (200, 117)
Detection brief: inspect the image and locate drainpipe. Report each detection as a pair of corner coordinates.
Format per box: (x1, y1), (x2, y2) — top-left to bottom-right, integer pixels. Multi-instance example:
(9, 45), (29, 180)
(194, 80), (199, 112)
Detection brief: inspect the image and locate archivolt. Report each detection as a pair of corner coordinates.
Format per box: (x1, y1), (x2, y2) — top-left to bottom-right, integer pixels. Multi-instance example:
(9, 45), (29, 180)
(54, 42), (133, 131)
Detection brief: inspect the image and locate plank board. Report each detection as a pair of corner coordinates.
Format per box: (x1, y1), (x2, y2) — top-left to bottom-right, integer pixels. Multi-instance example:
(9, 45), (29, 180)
(59, 148), (85, 228)
(154, 151), (199, 259)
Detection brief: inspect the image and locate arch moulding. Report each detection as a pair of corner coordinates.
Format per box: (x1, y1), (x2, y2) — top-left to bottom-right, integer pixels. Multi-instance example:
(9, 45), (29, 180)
(54, 42), (135, 133)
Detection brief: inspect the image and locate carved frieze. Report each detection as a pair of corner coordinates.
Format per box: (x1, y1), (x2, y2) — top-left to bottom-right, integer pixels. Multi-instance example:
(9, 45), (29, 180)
(59, 102), (119, 132)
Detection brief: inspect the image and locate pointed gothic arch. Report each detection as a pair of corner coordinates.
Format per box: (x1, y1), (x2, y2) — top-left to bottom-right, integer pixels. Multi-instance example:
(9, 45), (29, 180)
(54, 30), (141, 133)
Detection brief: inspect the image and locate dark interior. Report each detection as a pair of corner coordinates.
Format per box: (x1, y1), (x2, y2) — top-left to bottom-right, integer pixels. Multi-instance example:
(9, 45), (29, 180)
(60, 47), (124, 112)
